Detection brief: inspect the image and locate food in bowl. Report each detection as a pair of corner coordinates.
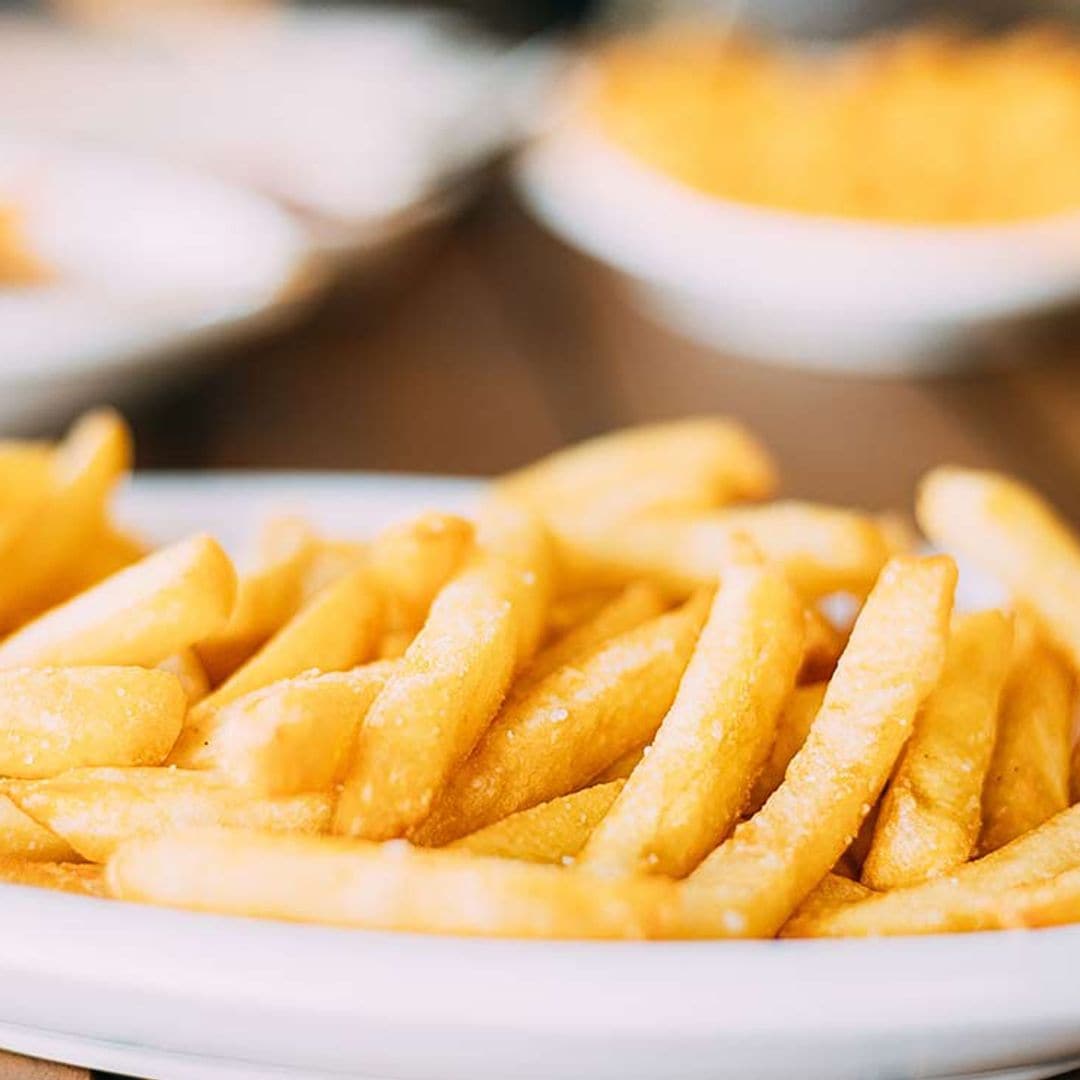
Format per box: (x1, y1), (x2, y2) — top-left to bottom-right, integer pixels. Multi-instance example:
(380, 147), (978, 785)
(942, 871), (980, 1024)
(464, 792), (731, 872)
(0, 410), (1079, 939)
(585, 24), (1080, 224)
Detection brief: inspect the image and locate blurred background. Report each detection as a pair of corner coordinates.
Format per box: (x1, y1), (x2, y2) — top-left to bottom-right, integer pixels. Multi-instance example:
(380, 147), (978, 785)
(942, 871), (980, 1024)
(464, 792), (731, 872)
(0, 0), (1078, 522)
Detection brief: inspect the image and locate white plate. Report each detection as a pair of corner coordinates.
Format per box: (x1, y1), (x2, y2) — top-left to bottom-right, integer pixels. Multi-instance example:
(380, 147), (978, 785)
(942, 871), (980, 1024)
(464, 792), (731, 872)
(1, 472), (1078, 1080)
(0, 138), (318, 432)
(515, 127), (1080, 374)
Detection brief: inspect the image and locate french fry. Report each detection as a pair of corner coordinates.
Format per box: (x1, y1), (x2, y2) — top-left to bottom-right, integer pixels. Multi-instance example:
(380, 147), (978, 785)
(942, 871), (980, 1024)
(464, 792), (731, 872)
(0, 410), (132, 630)
(450, 781), (625, 864)
(3, 768), (331, 863)
(862, 610), (1013, 889)
(158, 649), (210, 704)
(979, 628), (1074, 855)
(300, 539), (368, 602)
(333, 511), (551, 840)
(1071, 740), (1080, 806)
(0, 440), (51, 521)
(195, 517), (314, 684)
(412, 594), (711, 846)
(514, 581), (666, 696)
(107, 827), (676, 939)
(376, 630), (414, 660)
(45, 523), (148, 603)
(0, 858), (105, 898)
(678, 556), (956, 938)
(544, 589), (618, 641)
(497, 417), (777, 522)
(0, 796), (79, 862)
(917, 467), (1080, 671)
(780, 872), (875, 937)
(0, 534), (237, 670)
(173, 564), (382, 761)
(593, 745), (647, 783)
(581, 559), (803, 878)
(800, 606), (846, 682)
(783, 802), (1080, 937)
(0, 667), (186, 778)
(745, 681), (828, 815)
(177, 662), (396, 794)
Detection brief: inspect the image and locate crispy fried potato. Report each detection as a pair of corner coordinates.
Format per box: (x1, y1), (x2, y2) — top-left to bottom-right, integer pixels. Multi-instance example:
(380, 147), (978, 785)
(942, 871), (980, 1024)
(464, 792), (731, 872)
(0, 795), (79, 861)
(196, 517), (314, 683)
(450, 781), (625, 864)
(780, 872), (875, 936)
(0, 534), (236, 669)
(862, 610), (1013, 889)
(918, 467), (1080, 671)
(0, 858), (104, 898)
(679, 556), (956, 938)
(158, 649), (210, 704)
(177, 662), (395, 793)
(544, 589), (619, 641)
(745, 681), (828, 815)
(783, 802), (1080, 937)
(412, 594), (711, 847)
(979, 627), (1074, 855)
(0, 667), (186, 778)
(333, 511), (551, 840)
(582, 559), (803, 878)
(593, 745), (647, 783)
(299, 538), (369, 602)
(107, 827), (676, 939)
(4, 768), (331, 863)
(46, 523), (148, 603)
(174, 565), (382, 760)
(0, 440), (51, 520)
(800, 607), (846, 682)
(497, 417), (777, 522)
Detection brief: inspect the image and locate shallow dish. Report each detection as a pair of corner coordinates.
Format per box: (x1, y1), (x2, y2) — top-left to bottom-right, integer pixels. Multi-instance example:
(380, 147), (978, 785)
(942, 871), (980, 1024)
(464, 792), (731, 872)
(0, 471), (1071, 1080)
(515, 128), (1080, 374)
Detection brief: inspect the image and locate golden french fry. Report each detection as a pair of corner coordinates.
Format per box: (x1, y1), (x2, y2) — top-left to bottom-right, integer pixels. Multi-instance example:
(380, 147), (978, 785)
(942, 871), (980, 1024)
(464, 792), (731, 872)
(196, 517), (314, 684)
(593, 745), (647, 783)
(1071, 739), (1080, 806)
(45, 523), (148, 603)
(0, 858), (104, 898)
(582, 559), (803, 878)
(367, 512), (475, 634)
(0, 795), (79, 861)
(174, 565), (382, 760)
(515, 581), (666, 696)
(412, 594), (711, 847)
(678, 556), (956, 938)
(745, 681), (828, 815)
(783, 802), (1080, 937)
(107, 827), (676, 939)
(0, 667), (186, 778)
(334, 511), (551, 841)
(780, 872), (875, 937)
(0, 534), (237, 670)
(376, 630), (414, 660)
(451, 781), (625, 864)
(917, 467), (1080, 672)
(497, 417), (777, 521)
(862, 611), (1013, 889)
(0, 440), (51, 520)
(4, 768), (331, 863)
(299, 538), (369, 602)
(0, 410), (132, 630)
(158, 649), (210, 704)
(979, 628), (1074, 855)
(991, 866), (1080, 930)
(544, 589), (619, 641)
(177, 662), (396, 794)
(800, 606), (846, 682)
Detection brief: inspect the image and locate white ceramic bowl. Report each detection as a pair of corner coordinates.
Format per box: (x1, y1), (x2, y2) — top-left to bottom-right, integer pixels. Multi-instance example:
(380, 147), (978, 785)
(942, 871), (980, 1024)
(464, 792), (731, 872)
(515, 127), (1080, 374)
(0, 471), (1075, 1080)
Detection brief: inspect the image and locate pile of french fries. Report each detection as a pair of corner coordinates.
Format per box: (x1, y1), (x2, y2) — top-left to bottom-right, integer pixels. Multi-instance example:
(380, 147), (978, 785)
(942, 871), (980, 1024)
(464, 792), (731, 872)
(1, 410), (1079, 940)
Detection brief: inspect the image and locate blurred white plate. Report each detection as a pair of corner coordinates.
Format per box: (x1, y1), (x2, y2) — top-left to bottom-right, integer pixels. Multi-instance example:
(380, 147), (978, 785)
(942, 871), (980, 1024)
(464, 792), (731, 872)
(0, 471), (1075, 1080)
(0, 136), (318, 432)
(515, 127), (1080, 374)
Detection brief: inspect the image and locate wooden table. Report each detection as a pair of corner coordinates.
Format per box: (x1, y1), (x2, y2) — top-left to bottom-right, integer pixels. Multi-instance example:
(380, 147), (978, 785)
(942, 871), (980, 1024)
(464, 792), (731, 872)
(130, 180), (1080, 527)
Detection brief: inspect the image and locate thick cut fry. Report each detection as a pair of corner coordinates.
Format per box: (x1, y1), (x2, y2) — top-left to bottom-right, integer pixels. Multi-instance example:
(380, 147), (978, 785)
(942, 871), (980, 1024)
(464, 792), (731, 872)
(918, 467), (1080, 671)
(979, 632), (1074, 855)
(158, 649), (210, 704)
(862, 611), (1013, 889)
(173, 565), (382, 761)
(46, 523), (148, 603)
(594, 745), (647, 783)
(334, 511), (551, 840)
(451, 781), (625, 864)
(800, 607), (846, 682)
(0, 410), (132, 630)
(0, 440), (51, 521)
(196, 517), (314, 684)
(4, 768), (331, 863)
(784, 802), (1080, 937)
(367, 513), (475, 634)
(780, 873), (875, 936)
(679, 556), (956, 938)
(0, 858), (104, 898)
(412, 594), (711, 846)
(497, 417), (777, 521)
(176, 663), (395, 793)
(553, 504), (891, 600)
(0, 796), (79, 861)
(544, 589), (618, 641)
(108, 828), (676, 939)
(0, 534), (237, 670)
(515, 582), (666, 696)
(746, 682), (828, 815)
(300, 539), (368, 602)
(582, 560), (803, 878)
(0, 667), (186, 778)
(376, 630), (414, 660)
